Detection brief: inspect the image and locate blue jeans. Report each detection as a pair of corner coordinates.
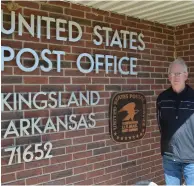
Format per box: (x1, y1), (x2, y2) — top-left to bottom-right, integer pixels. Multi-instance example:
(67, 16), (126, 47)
(163, 157), (194, 185)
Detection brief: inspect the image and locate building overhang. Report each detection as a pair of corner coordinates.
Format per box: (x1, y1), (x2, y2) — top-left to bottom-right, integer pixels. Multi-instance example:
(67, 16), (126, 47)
(65, 0), (194, 26)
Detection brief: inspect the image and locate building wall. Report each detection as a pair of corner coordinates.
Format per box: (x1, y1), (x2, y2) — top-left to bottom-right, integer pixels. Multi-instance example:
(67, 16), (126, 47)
(1, 1), (192, 185)
(175, 23), (194, 88)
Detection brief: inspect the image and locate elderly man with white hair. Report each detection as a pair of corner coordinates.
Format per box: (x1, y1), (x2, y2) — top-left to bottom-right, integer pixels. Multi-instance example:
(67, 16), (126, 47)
(156, 57), (194, 185)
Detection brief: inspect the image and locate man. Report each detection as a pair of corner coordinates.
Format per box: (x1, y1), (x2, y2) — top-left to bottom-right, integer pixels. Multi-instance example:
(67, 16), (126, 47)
(156, 57), (194, 185)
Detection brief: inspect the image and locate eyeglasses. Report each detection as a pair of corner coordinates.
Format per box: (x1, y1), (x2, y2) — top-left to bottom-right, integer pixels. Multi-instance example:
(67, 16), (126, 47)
(169, 72), (185, 77)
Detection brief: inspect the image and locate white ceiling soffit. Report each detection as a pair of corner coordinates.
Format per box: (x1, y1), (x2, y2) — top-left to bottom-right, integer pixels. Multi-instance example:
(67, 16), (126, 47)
(65, 0), (194, 26)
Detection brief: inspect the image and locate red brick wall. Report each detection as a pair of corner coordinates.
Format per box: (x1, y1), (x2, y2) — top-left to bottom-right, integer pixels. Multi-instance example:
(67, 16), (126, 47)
(1, 1), (193, 185)
(175, 23), (194, 88)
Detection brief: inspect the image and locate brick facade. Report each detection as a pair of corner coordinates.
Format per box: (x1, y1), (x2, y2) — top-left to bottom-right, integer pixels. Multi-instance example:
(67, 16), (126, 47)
(1, 1), (194, 185)
(175, 24), (194, 88)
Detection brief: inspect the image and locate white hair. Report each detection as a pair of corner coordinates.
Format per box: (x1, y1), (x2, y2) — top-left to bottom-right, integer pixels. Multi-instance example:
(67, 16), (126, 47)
(168, 57), (188, 74)
(135, 181), (158, 186)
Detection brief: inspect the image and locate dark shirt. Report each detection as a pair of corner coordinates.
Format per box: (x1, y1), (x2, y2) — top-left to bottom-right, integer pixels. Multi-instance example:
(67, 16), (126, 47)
(156, 84), (194, 163)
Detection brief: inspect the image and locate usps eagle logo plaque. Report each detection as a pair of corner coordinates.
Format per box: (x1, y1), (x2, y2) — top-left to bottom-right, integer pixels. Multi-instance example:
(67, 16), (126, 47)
(109, 92), (147, 142)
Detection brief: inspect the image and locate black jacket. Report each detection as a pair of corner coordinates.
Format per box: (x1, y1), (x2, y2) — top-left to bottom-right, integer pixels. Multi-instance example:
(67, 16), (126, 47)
(156, 84), (194, 163)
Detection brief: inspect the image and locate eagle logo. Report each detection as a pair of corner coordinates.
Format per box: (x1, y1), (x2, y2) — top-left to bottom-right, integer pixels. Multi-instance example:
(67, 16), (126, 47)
(119, 102), (139, 121)
(109, 92), (146, 142)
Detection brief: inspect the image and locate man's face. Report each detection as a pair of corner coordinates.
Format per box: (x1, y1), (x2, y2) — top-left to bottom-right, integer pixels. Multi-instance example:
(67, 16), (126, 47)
(168, 63), (188, 89)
